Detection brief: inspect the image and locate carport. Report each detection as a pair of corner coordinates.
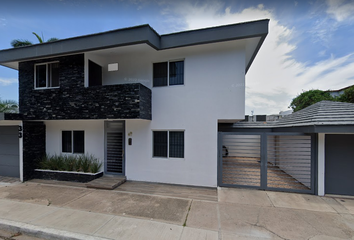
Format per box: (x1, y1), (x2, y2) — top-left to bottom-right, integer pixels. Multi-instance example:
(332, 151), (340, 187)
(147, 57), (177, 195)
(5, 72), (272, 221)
(218, 131), (315, 194)
(219, 101), (354, 196)
(0, 113), (22, 179)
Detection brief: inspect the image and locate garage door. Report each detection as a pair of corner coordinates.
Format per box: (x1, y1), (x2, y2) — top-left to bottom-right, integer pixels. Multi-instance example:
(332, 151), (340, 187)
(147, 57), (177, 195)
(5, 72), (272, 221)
(325, 134), (354, 196)
(0, 126), (19, 178)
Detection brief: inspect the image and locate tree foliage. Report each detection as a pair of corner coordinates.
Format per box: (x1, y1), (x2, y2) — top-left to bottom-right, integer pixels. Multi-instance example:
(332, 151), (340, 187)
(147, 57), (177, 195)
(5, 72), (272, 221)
(11, 32), (59, 48)
(0, 99), (18, 113)
(289, 90), (335, 112)
(290, 86), (354, 112)
(10, 39), (33, 48)
(337, 86), (354, 103)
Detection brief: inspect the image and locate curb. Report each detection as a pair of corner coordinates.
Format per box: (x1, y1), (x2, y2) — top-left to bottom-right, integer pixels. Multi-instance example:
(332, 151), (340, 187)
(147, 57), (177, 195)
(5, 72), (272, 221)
(0, 219), (110, 240)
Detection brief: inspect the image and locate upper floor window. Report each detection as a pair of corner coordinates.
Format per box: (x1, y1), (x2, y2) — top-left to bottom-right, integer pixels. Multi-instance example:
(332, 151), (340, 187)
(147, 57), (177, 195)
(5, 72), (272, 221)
(153, 60), (184, 87)
(34, 62), (59, 89)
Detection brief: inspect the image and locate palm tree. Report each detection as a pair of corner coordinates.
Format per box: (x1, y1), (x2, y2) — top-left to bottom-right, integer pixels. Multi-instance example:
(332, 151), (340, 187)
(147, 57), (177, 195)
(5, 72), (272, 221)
(0, 99), (18, 113)
(11, 32), (59, 48)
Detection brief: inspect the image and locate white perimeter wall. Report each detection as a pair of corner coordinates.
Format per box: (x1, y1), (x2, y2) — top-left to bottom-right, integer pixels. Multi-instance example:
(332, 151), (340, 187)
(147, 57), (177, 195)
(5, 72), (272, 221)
(45, 120), (105, 171)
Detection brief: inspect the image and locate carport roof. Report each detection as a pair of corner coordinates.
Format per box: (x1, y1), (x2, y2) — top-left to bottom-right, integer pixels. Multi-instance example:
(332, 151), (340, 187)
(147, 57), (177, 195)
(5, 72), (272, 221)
(229, 101), (354, 132)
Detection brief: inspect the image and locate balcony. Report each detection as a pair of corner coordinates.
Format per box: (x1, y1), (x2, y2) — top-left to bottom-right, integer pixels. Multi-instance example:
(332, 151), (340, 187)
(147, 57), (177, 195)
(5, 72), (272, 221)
(20, 83), (151, 120)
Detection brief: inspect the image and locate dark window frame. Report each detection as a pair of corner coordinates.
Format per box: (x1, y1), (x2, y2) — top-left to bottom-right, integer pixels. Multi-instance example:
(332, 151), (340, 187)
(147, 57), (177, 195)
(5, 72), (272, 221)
(62, 130), (85, 154)
(153, 60), (184, 87)
(34, 61), (60, 89)
(152, 130), (184, 158)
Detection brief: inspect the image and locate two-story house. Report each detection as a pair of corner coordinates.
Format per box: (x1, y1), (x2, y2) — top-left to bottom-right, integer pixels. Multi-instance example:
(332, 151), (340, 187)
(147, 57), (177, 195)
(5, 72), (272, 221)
(0, 19), (269, 187)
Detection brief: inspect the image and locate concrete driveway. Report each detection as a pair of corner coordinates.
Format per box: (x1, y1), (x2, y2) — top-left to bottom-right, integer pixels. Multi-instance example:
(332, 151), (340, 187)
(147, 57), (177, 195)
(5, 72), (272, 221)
(0, 180), (353, 240)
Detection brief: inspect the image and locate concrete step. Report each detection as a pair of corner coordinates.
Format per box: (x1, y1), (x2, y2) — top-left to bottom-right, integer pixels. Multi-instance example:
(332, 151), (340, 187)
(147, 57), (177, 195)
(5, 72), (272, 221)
(86, 175), (126, 190)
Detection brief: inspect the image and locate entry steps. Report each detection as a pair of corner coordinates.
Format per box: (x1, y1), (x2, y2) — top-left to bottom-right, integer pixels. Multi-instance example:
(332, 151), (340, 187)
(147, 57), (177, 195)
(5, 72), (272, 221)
(86, 175), (126, 190)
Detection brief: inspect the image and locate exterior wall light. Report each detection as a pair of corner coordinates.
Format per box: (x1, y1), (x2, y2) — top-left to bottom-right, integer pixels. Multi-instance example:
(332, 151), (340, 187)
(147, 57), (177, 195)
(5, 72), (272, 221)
(108, 63), (118, 71)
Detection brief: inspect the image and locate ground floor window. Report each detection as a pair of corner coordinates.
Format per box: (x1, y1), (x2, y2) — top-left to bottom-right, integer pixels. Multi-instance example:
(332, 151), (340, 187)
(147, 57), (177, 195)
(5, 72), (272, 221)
(153, 131), (184, 158)
(62, 130), (84, 153)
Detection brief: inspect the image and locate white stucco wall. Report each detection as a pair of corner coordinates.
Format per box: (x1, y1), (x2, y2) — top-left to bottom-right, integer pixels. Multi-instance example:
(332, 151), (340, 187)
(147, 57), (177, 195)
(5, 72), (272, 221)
(124, 45), (246, 187)
(53, 42), (248, 187)
(45, 120), (105, 171)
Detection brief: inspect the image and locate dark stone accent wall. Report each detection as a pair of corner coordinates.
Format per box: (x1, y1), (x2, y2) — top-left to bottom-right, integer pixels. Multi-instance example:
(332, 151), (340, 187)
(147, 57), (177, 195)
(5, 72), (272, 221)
(34, 170), (103, 183)
(23, 121), (46, 181)
(4, 113), (22, 120)
(19, 54), (151, 120)
(139, 84), (152, 120)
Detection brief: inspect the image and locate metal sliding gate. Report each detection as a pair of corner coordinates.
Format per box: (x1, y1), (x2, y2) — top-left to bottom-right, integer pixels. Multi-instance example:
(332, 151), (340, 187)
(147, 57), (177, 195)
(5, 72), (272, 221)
(218, 132), (315, 194)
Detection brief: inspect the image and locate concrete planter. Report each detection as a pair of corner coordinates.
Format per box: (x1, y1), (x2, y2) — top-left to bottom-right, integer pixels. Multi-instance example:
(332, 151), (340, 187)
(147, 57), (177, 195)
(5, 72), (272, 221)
(34, 169), (103, 183)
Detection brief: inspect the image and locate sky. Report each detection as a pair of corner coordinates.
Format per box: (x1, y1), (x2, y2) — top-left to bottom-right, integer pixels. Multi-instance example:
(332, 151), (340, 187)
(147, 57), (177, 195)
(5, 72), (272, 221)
(1, 0), (354, 115)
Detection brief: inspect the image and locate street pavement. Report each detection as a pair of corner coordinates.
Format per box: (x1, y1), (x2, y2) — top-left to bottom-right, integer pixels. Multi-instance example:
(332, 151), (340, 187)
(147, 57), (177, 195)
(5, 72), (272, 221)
(0, 180), (353, 239)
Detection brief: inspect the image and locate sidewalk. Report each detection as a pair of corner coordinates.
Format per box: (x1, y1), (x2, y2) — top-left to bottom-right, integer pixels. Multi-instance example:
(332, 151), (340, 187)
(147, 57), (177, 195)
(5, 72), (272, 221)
(0, 180), (354, 240)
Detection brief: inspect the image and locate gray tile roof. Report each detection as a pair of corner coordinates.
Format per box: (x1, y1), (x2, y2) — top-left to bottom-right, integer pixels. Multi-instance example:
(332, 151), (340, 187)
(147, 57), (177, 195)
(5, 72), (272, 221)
(233, 101), (354, 128)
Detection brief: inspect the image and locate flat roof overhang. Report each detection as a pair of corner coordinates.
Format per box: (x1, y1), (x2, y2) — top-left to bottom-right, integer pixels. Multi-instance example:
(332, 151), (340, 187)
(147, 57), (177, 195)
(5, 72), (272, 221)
(0, 19), (269, 73)
(218, 123), (354, 133)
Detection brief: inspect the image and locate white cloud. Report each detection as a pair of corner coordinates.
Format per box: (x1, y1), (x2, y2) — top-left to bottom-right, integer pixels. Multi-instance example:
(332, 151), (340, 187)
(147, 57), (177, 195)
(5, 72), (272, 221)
(0, 77), (17, 86)
(326, 0), (354, 22)
(166, 1), (354, 114)
(0, 18), (6, 27)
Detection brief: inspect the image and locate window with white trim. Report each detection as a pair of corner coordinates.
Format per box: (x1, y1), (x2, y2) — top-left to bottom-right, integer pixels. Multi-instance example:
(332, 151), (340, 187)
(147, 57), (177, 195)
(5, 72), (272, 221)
(153, 131), (184, 158)
(153, 60), (184, 87)
(34, 62), (59, 89)
(62, 131), (84, 154)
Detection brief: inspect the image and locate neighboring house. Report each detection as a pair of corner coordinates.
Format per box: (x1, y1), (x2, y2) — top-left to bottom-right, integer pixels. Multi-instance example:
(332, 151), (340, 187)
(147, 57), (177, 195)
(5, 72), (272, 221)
(0, 20), (269, 187)
(219, 100), (354, 196)
(326, 84), (354, 97)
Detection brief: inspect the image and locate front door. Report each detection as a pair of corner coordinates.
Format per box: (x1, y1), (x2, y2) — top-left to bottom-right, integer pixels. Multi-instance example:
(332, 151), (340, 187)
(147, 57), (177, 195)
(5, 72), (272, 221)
(105, 121), (125, 175)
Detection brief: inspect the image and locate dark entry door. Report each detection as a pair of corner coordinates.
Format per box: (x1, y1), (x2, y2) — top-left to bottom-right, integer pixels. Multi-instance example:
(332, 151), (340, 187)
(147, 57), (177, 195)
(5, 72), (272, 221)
(105, 121), (125, 175)
(325, 134), (354, 196)
(0, 126), (19, 178)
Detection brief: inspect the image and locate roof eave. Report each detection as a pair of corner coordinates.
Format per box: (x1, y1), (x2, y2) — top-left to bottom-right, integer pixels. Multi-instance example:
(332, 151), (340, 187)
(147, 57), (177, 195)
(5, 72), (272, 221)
(0, 19), (269, 71)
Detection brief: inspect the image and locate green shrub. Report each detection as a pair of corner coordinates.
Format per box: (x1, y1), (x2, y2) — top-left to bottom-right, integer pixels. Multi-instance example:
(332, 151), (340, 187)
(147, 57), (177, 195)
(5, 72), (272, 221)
(62, 155), (76, 171)
(90, 157), (103, 173)
(73, 156), (82, 172)
(80, 154), (91, 173)
(38, 153), (102, 173)
(39, 154), (51, 169)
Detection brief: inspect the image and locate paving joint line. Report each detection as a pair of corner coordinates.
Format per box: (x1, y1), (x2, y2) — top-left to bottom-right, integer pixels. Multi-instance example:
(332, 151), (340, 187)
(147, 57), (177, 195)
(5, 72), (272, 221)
(216, 202), (222, 240)
(61, 190), (95, 207)
(112, 189), (217, 203)
(182, 200), (193, 227)
(92, 215), (115, 236)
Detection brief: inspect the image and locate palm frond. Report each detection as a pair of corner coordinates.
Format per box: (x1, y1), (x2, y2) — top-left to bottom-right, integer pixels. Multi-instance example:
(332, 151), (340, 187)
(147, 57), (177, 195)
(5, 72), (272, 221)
(0, 99), (19, 113)
(46, 37), (59, 42)
(11, 39), (33, 48)
(32, 32), (44, 43)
